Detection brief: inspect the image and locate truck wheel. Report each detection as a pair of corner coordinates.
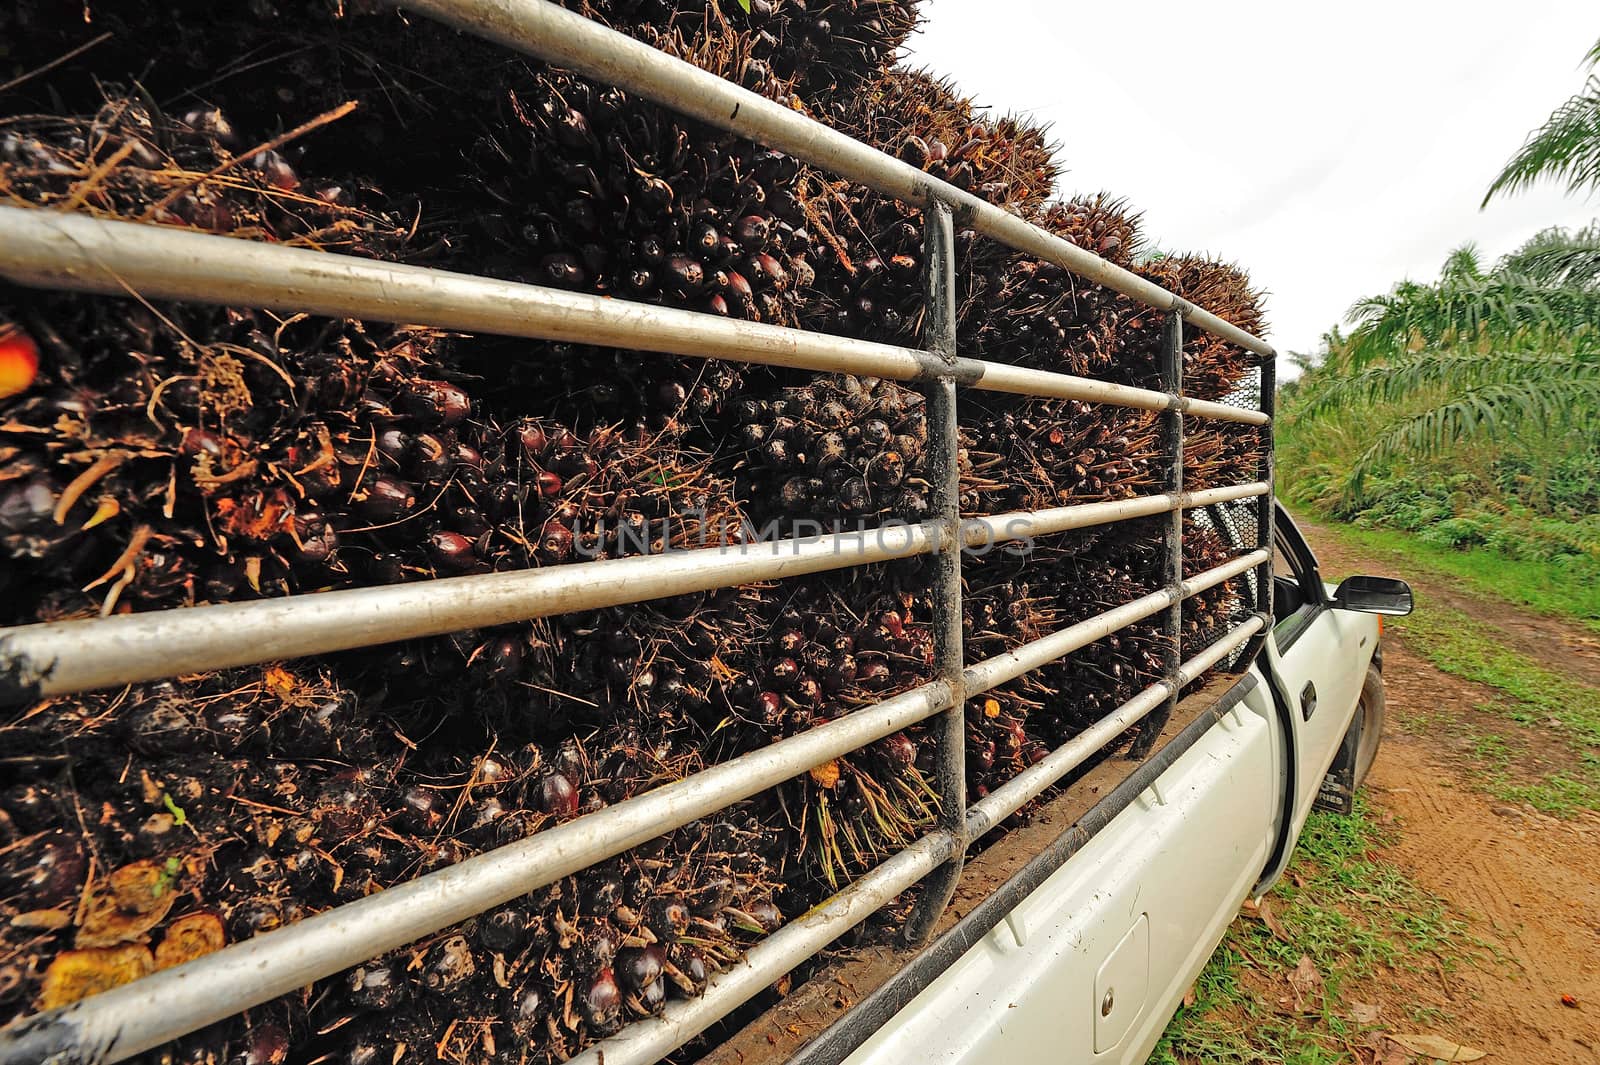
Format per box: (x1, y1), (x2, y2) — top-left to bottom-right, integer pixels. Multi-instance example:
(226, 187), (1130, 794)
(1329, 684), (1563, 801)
(1353, 665), (1386, 788)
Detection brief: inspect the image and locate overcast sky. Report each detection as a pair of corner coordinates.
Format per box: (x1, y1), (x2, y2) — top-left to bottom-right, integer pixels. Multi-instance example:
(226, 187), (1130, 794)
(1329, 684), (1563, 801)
(906, 0), (1599, 369)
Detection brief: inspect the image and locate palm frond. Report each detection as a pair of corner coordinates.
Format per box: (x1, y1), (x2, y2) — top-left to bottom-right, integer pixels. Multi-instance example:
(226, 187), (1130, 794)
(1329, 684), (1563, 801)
(1346, 373), (1600, 497)
(1483, 75), (1600, 205)
(1341, 245), (1600, 367)
(1498, 221), (1600, 289)
(1300, 347), (1600, 421)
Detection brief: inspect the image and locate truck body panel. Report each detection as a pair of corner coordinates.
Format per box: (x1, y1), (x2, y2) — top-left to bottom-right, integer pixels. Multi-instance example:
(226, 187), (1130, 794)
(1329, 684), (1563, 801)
(841, 681), (1277, 1065)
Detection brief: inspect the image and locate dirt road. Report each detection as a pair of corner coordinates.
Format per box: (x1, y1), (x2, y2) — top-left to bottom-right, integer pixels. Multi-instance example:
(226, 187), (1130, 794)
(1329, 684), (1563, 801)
(1300, 521), (1600, 1064)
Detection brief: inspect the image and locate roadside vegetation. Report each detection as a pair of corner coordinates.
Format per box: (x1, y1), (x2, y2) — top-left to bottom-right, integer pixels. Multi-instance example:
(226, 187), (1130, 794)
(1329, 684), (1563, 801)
(1277, 35), (1600, 634)
(1388, 602), (1600, 815)
(1151, 801), (1478, 1065)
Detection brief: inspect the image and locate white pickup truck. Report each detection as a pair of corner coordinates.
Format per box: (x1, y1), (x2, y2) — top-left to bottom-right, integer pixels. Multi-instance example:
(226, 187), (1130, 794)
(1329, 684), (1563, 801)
(694, 502), (1413, 1065)
(0, 4), (1412, 1062)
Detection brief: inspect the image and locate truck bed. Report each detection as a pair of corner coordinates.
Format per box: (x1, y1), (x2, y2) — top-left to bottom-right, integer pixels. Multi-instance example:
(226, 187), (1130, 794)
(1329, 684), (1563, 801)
(706, 672), (1273, 1065)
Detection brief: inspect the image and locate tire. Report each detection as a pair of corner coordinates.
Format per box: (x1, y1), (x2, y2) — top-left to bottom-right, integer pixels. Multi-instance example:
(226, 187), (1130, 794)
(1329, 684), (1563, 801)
(1353, 664), (1386, 788)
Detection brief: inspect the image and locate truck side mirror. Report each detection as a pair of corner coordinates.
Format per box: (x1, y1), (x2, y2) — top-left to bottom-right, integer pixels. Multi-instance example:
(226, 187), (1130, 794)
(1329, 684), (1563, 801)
(1331, 575), (1414, 616)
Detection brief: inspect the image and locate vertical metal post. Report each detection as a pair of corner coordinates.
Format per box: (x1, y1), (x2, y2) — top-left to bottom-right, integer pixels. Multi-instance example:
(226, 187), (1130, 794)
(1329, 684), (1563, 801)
(1130, 311), (1183, 757)
(1255, 352), (1277, 626)
(903, 199), (966, 946)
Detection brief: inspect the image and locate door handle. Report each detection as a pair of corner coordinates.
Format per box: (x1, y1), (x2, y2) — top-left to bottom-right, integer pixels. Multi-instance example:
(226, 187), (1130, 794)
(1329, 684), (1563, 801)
(1300, 680), (1318, 720)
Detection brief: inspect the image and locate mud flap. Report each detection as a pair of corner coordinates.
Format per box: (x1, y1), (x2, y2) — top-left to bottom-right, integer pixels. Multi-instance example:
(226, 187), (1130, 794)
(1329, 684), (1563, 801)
(1313, 712), (1360, 815)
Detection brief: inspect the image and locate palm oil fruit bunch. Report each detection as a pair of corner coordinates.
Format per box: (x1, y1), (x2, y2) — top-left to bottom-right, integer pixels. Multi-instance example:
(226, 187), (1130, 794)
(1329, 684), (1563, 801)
(841, 68), (1059, 212)
(974, 200), (1157, 383)
(729, 373), (938, 529)
(957, 571), (1061, 799)
(958, 401), (1161, 514)
(448, 67), (817, 434)
(1180, 516), (1253, 663)
(0, 664), (390, 1034)
(1019, 542), (1169, 748)
(1183, 422), (1266, 494)
(795, 68), (1060, 352)
(0, 96), (394, 251)
(1137, 256), (1266, 402)
(554, 0), (920, 115)
(305, 731), (784, 1065)
(731, 577), (940, 888)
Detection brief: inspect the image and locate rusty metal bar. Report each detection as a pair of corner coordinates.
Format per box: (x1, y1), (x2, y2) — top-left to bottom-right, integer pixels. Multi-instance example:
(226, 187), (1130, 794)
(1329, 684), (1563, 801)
(903, 199), (966, 946)
(1132, 310), (1185, 757)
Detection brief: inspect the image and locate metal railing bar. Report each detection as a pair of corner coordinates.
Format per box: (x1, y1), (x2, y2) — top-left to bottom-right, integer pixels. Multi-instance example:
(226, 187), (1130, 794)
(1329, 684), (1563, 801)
(0, 487), (1268, 703)
(0, 683), (956, 1065)
(399, 0), (1275, 359)
(962, 361), (1267, 425)
(0, 519), (939, 703)
(957, 482), (1265, 549)
(0, 208), (1269, 426)
(567, 616), (1268, 1065)
(966, 614), (1267, 837)
(0, 551), (1268, 1062)
(566, 832), (960, 1065)
(960, 549), (1269, 697)
(903, 199), (966, 946)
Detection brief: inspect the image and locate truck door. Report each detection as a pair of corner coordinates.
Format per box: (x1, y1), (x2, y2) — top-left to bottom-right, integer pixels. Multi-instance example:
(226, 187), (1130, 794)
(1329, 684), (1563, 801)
(1265, 505), (1372, 833)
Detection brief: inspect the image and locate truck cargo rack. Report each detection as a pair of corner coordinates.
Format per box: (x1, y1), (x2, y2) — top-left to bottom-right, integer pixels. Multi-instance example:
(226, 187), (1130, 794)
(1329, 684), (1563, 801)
(0, 3), (1275, 1061)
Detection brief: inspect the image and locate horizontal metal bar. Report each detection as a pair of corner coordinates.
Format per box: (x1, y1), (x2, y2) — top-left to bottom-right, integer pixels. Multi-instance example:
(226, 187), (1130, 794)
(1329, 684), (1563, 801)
(966, 362), (1267, 425)
(966, 613), (1266, 836)
(962, 482), (1266, 550)
(567, 832), (959, 1065)
(0, 209), (1268, 426)
(0, 487), (1267, 702)
(0, 682), (954, 1065)
(399, 0), (1274, 359)
(0, 519), (937, 702)
(960, 549), (1269, 696)
(570, 616), (1268, 1065)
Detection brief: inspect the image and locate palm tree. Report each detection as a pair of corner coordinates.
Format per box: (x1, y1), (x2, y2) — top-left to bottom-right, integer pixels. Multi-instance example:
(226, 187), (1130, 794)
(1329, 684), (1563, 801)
(1292, 230), (1600, 496)
(1483, 38), (1600, 205)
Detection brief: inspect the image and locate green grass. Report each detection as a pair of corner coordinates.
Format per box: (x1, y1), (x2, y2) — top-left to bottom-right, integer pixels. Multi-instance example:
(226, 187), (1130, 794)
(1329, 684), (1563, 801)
(1303, 515), (1600, 635)
(1149, 800), (1476, 1064)
(1392, 604), (1600, 748)
(1305, 517), (1600, 814)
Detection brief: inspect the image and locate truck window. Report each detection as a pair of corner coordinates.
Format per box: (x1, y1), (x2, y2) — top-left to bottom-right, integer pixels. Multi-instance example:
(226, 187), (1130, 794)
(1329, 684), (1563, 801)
(1272, 508), (1326, 650)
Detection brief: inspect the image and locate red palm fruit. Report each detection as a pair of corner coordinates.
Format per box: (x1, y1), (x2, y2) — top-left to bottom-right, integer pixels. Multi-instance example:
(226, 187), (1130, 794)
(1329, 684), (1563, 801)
(857, 658), (892, 690)
(538, 771), (579, 818)
(744, 899), (784, 932)
(581, 969), (624, 1032)
(398, 786), (444, 833)
(539, 522), (574, 561)
(877, 732), (917, 768)
(397, 379), (470, 426)
(347, 962), (405, 1011)
(668, 946), (709, 994)
(666, 254), (705, 292)
(0, 325), (41, 399)
(769, 657), (800, 689)
(426, 531), (476, 572)
(535, 470), (564, 497)
(518, 422), (550, 459)
(355, 477), (414, 522)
